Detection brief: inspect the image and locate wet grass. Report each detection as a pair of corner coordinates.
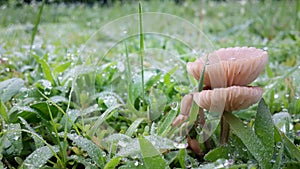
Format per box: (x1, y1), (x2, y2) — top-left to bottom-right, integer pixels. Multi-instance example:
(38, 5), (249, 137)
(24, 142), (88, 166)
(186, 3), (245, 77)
(0, 0), (300, 168)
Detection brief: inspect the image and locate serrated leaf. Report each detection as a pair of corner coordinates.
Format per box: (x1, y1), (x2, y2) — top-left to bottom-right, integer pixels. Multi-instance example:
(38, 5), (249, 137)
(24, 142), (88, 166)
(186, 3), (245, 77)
(138, 137), (169, 169)
(0, 78), (25, 102)
(65, 133), (106, 168)
(157, 109), (177, 136)
(104, 156), (121, 169)
(204, 146), (229, 162)
(254, 99), (274, 165)
(21, 146), (59, 169)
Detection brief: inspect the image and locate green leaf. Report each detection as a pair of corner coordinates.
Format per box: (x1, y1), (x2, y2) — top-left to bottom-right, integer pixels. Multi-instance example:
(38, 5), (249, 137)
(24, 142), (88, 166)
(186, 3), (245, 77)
(0, 78), (25, 102)
(0, 100), (8, 123)
(19, 117), (44, 148)
(204, 146), (229, 162)
(223, 111), (267, 169)
(278, 127), (300, 162)
(53, 61), (72, 75)
(21, 146), (59, 169)
(125, 118), (144, 137)
(177, 149), (187, 169)
(163, 66), (178, 86)
(3, 123), (23, 156)
(188, 102), (199, 124)
(88, 104), (122, 137)
(64, 133), (106, 168)
(157, 109), (177, 136)
(32, 54), (55, 85)
(138, 137), (169, 169)
(254, 99), (274, 165)
(68, 155), (98, 169)
(104, 156), (121, 169)
(30, 0), (44, 50)
(149, 89), (167, 121)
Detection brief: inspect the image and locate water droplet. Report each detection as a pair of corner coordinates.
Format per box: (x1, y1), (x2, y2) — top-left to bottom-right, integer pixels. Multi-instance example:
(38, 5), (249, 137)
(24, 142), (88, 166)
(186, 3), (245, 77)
(274, 94), (279, 99)
(134, 161), (139, 166)
(13, 135), (20, 140)
(173, 142), (188, 149)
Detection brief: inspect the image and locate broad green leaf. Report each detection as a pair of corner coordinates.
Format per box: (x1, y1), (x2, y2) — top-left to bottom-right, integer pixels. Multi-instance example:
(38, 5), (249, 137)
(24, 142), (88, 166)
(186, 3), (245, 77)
(0, 78), (25, 102)
(254, 99), (274, 165)
(21, 146), (59, 169)
(157, 109), (177, 136)
(149, 88), (167, 121)
(204, 146), (229, 162)
(3, 123), (23, 156)
(125, 118), (144, 137)
(223, 112), (267, 169)
(65, 133), (106, 168)
(177, 149), (187, 169)
(0, 100), (8, 123)
(138, 137), (169, 169)
(104, 156), (121, 169)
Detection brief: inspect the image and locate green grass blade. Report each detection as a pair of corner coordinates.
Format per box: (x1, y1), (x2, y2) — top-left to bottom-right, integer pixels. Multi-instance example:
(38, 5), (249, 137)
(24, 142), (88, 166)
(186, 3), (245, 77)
(30, 0), (45, 51)
(157, 109), (177, 136)
(0, 100), (8, 123)
(104, 156), (121, 169)
(138, 1), (145, 100)
(88, 104), (122, 137)
(125, 118), (144, 137)
(278, 127), (300, 162)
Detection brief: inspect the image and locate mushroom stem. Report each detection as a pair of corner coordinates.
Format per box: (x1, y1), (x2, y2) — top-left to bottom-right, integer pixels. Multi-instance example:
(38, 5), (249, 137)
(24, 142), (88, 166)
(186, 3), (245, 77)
(220, 112), (230, 145)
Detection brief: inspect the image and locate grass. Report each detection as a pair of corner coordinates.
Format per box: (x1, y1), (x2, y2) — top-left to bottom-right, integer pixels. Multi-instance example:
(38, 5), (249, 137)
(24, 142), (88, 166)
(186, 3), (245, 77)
(0, 0), (300, 168)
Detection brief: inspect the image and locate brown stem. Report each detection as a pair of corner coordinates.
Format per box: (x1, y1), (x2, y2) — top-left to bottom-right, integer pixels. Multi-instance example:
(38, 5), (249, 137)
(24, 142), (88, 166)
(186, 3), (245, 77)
(220, 112), (230, 145)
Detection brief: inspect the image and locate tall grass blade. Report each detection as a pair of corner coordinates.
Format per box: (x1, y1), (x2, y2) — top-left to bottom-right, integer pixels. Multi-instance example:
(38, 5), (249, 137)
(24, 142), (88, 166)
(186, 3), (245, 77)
(30, 0), (45, 51)
(139, 1), (145, 100)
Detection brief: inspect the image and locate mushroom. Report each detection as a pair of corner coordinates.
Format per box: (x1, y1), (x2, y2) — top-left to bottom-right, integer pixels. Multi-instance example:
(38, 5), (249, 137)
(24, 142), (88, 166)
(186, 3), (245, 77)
(193, 86), (263, 112)
(187, 47), (268, 88)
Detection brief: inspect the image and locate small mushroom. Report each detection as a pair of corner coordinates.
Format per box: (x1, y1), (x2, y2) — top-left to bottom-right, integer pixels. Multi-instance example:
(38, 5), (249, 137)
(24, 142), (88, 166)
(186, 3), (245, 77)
(172, 94), (193, 126)
(187, 47), (268, 88)
(193, 86), (263, 112)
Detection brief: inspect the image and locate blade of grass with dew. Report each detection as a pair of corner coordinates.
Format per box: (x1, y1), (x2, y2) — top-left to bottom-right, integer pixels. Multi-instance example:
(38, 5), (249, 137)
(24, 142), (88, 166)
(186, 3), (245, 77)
(37, 89), (80, 135)
(124, 41), (132, 82)
(125, 118), (145, 137)
(30, 0), (45, 51)
(139, 1), (145, 100)
(88, 104), (122, 137)
(46, 103), (67, 165)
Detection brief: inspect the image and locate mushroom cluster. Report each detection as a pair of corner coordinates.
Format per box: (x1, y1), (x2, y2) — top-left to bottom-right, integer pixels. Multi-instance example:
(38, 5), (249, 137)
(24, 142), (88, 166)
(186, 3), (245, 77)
(173, 47), (268, 144)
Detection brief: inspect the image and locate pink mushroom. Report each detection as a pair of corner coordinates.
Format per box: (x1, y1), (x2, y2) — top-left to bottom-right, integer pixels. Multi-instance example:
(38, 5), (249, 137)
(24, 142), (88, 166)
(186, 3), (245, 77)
(187, 47), (268, 88)
(193, 86), (263, 112)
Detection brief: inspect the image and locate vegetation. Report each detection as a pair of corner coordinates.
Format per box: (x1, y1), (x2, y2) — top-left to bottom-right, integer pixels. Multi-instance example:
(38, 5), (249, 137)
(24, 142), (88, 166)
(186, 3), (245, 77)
(0, 0), (300, 168)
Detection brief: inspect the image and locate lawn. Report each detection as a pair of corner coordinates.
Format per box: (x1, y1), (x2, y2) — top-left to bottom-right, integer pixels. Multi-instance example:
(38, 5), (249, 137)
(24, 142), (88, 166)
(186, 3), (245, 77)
(0, 0), (300, 168)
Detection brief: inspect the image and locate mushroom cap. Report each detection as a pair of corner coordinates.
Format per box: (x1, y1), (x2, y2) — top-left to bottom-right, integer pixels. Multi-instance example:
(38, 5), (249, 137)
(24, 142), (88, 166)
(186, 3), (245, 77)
(187, 47), (268, 88)
(193, 86), (263, 112)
